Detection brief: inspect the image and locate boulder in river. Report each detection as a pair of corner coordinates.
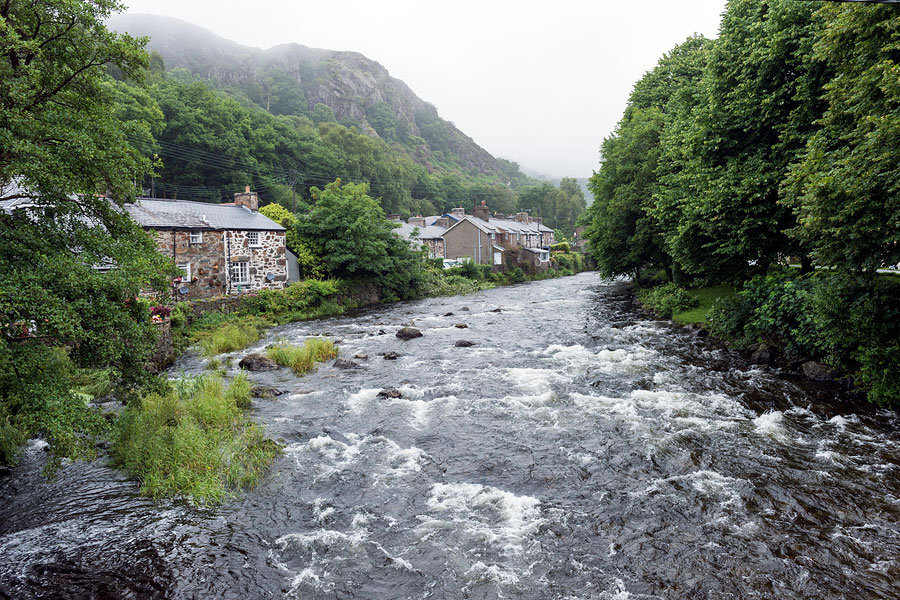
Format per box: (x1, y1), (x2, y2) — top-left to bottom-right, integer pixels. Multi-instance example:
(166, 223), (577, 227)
(251, 385), (289, 398)
(455, 340), (476, 347)
(333, 358), (359, 369)
(801, 361), (836, 381)
(396, 327), (423, 341)
(238, 353), (278, 371)
(454, 323), (468, 329)
(353, 353), (369, 360)
(490, 308), (503, 313)
(377, 388), (403, 399)
(750, 343), (774, 365)
(443, 312), (454, 317)
(460, 307), (470, 311)
(382, 351), (400, 360)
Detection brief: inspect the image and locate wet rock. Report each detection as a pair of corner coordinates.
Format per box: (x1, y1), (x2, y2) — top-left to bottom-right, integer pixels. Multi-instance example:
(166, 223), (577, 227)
(454, 323), (468, 329)
(750, 344), (774, 365)
(460, 307), (470, 311)
(378, 329), (387, 335)
(396, 327), (423, 340)
(251, 385), (289, 398)
(293, 390), (315, 396)
(377, 388), (403, 399)
(333, 358), (359, 369)
(696, 328), (709, 338)
(238, 353), (278, 371)
(801, 361), (836, 381)
(382, 351), (400, 360)
(490, 308), (503, 313)
(455, 340), (476, 347)
(443, 312), (454, 317)
(353, 353), (369, 360)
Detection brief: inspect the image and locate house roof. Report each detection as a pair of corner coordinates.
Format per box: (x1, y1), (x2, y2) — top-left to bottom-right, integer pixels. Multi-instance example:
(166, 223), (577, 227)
(444, 215), (498, 236)
(395, 222), (449, 242)
(124, 198), (284, 231)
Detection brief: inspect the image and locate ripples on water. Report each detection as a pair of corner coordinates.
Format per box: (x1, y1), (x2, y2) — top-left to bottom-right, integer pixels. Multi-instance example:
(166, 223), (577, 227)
(1, 273), (898, 599)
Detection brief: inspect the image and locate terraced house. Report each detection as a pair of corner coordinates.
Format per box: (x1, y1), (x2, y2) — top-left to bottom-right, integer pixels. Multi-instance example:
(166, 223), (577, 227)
(125, 188), (290, 300)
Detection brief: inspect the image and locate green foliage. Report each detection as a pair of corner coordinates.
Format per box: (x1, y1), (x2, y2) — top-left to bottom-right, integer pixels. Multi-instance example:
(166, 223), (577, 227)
(112, 374), (281, 504)
(550, 242), (571, 253)
(266, 338), (338, 375)
(199, 321), (261, 356)
(638, 283), (699, 319)
(0, 0), (173, 465)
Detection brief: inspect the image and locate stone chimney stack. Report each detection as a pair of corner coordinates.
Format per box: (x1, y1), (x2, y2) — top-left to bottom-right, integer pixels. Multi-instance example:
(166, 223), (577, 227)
(515, 211), (529, 223)
(234, 185), (258, 211)
(451, 207), (466, 218)
(473, 201), (490, 222)
(407, 215), (426, 227)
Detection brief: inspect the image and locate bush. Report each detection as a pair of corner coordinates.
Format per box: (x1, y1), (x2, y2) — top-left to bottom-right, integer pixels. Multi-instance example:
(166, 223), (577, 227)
(112, 373), (281, 505)
(266, 338), (338, 375)
(550, 242), (571, 253)
(638, 283), (699, 318)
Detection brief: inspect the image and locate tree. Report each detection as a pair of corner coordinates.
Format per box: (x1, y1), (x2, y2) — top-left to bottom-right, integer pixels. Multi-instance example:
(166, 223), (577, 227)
(0, 0), (171, 465)
(295, 179), (424, 300)
(259, 202), (326, 279)
(785, 4), (900, 273)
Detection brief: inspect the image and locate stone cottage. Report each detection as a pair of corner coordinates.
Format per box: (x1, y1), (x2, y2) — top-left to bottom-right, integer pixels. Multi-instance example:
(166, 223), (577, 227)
(125, 188), (289, 300)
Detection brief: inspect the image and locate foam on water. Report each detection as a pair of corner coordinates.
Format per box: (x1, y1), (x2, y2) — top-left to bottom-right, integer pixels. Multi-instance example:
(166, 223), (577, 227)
(286, 433), (429, 482)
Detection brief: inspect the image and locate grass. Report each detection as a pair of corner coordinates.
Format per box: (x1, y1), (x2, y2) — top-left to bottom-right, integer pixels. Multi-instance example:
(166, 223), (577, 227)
(266, 338), (338, 375)
(672, 285), (736, 325)
(196, 318), (267, 356)
(111, 372), (280, 505)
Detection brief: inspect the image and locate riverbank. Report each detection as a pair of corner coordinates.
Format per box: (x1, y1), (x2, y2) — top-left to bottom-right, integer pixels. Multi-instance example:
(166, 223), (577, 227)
(632, 272), (900, 407)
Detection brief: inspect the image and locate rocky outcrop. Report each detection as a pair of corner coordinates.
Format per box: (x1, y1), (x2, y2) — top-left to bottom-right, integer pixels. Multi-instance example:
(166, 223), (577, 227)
(238, 353), (278, 371)
(381, 351), (400, 360)
(251, 385), (288, 398)
(333, 358), (359, 369)
(377, 388), (402, 399)
(455, 340), (476, 347)
(454, 323), (468, 329)
(801, 361), (836, 381)
(749, 343), (774, 365)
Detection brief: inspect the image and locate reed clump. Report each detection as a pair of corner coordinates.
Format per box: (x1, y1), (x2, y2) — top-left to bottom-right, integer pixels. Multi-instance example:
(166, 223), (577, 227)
(266, 338), (338, 375)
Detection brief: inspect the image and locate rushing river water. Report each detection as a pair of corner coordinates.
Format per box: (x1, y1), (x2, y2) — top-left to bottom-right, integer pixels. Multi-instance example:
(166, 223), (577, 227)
(1, 273), (899, 599)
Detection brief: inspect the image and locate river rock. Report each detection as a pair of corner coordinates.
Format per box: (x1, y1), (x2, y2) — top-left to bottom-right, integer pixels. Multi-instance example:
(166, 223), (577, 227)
(454, 323), (468, 329)
(396, 327), (423, 340)
(382, 351), (400, 360)
(251, 385), (288, 398)
(801, 361), (836, 381)
(443, 312), (454, 317)
(333, 358), (359, 369)
(490, 308), (503, 313)
(353, 353), (369, 360)
(377, 388), (402, 399)
(238, 353), (278, 371)
(455, 340), (476, 347)
(750, 343), (774, 365)
(460, 307), (470, 311)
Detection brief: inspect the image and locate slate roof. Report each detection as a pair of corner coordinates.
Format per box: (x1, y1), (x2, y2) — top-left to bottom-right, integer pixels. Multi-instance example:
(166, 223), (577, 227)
(395, 222), (449, 241)
(124, 198), (284, 231)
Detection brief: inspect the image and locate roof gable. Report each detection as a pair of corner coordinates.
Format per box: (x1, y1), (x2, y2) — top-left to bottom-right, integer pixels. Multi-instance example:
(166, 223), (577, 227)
(124, 198), (284, 231)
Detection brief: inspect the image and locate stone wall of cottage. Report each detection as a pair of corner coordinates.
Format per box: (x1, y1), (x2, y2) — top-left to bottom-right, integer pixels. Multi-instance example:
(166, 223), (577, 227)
(152, 229), (227, 300)
(226, 230), (287, 292)
(425, 238), (444, 259)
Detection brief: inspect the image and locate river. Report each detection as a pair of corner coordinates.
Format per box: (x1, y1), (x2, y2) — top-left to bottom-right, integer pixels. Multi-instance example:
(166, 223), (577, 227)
(1, 272), (898, 599)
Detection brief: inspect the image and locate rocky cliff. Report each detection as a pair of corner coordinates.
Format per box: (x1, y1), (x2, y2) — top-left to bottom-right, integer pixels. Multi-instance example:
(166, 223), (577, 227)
(109, 14), (506, 179)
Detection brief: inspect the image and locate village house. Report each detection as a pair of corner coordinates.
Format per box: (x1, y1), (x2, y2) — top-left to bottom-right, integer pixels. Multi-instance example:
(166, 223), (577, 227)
(125, 187), (291, 300)
(394, 201), (555, 271)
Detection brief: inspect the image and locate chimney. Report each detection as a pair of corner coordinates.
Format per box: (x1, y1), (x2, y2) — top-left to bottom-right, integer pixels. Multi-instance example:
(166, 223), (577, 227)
(451, 207), (466, 217)
(473, 201), (490, 222)
(515, 212), (529, 223)
(435, 216), (451, 229)
(386, 213), (402, 222)
(234, 185), (258, 211)
(407, 215), (426, 227)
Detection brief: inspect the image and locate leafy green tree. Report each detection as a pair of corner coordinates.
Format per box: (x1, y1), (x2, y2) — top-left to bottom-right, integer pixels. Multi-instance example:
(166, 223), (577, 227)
(295, 180), (424, 300)
(785, 4), (900, 272)
(259, 202), (326, 279)
(0, 0), (172, 465)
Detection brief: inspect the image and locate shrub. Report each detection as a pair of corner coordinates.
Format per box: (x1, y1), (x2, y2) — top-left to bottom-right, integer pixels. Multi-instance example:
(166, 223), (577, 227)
(550, 242), (571, 253)
(638, 283), (699, 318)
(266, 338), (338, 375)
(112, 374), (281, 505)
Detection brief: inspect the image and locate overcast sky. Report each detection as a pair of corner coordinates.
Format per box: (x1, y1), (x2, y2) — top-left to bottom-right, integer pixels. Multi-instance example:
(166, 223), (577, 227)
(121, 0), (727, 178)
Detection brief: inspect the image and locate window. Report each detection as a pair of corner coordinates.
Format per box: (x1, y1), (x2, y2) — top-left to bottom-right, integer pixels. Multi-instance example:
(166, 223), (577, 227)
(247, 231), (260, 247)
(177, 263), (191, 281)
(230, 261), (249, 285)
(190, 230), (202, 244)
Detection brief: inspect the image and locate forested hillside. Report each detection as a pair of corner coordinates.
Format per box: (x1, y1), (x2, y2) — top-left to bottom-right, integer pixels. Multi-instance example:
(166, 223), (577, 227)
(104, 14), (586, 228)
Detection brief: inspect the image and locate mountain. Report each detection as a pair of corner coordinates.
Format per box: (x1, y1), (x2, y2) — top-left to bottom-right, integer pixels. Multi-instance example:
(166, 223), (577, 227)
(108, 14), (516, 183)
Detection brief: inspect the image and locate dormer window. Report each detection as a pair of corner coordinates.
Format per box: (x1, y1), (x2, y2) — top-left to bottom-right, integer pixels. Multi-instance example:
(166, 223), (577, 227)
(190, 230), (202, 244)
(248, 231), (261, 247)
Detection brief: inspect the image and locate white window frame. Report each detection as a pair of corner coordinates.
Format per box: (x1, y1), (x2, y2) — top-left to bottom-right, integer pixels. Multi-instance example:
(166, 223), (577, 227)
(190, 230), (203, 244)
(247, 231), (261, 247)
(230, 260), (249, 286)
(177, 262), (191, 281)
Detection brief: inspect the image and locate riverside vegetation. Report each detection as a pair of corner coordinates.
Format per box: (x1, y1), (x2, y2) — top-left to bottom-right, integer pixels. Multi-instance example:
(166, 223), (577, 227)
(582, 0), (900, 406)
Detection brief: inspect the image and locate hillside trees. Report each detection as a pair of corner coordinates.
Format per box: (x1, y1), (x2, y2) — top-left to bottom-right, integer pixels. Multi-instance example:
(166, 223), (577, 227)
(0, 0), (172, 464)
